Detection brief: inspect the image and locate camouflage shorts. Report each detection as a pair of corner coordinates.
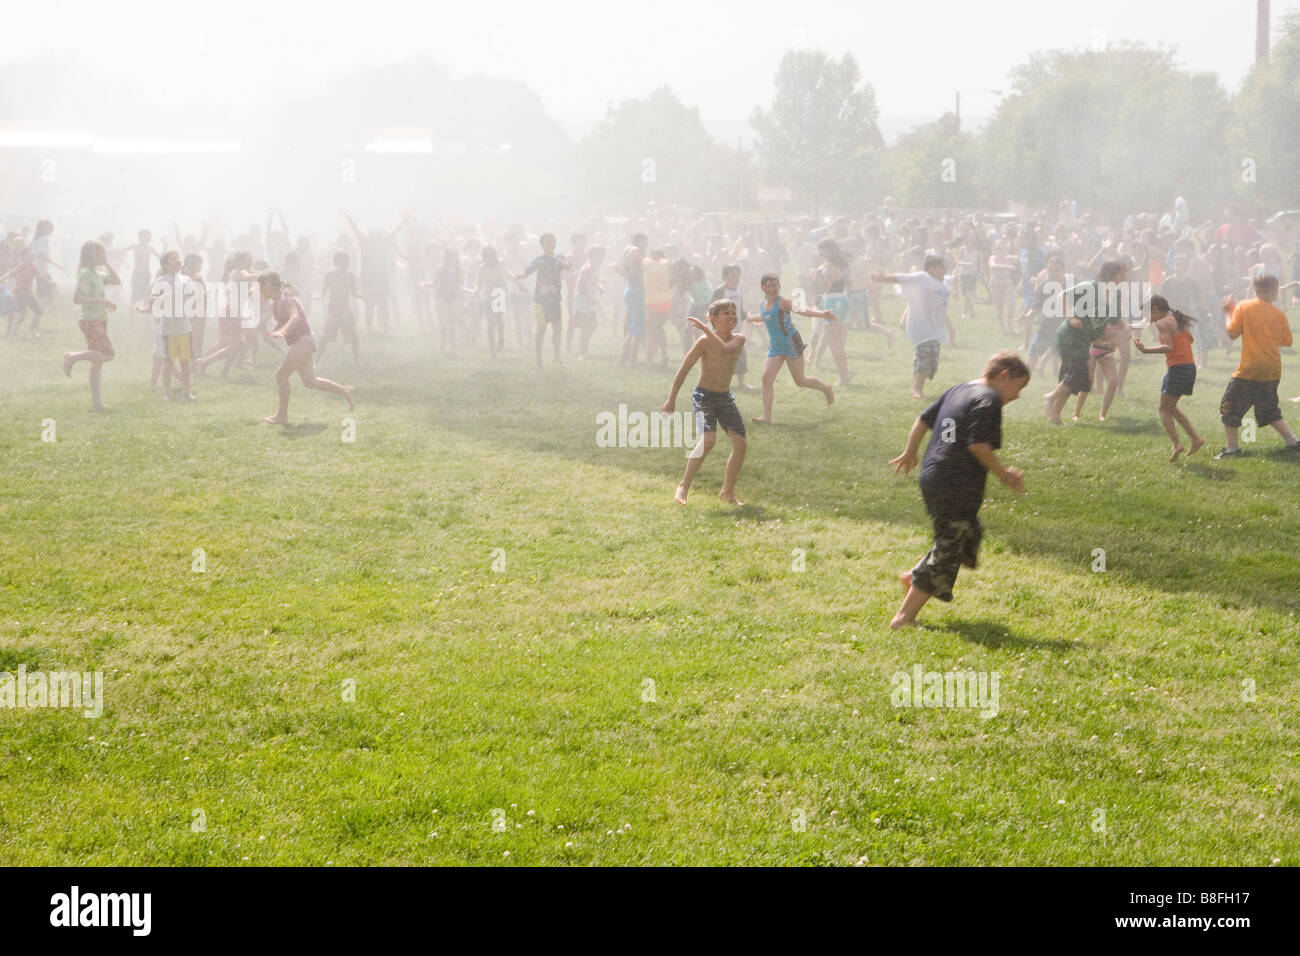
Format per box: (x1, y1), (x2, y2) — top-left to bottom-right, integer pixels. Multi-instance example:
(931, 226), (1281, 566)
(913, 339), (941, 379)
(910, 514), (983, 602)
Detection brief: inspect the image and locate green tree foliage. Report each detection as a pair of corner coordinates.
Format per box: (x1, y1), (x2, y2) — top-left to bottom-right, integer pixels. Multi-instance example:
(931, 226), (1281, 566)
(579, 86), (742, 212)
(979, 44), (1234, 215)
(750, 50), (883, 215)
(1231, 10), (1300, 210)
(879, 112), (987, 209)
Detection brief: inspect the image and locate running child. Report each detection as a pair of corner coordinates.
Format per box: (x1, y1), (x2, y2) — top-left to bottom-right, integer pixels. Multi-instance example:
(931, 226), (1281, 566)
(748, 272), (835, 423)
(196, 251), (258, 379)
(888, 351), (1030, 628)
(181, 253), (207, 371)
(260, 271), (355, 425)
(615, 233), (648, 370)
(425, 247), (464, 356)
(141, 250), (196, 401)
(569, 245), (604, 361)
(642, 248), (672, 367)
(63, 239), (121, 412)
(126, 229), (161, 307)
(1213, 274), (1300, 458)
(1133, 295), (1204, 461)
(660, 300), (748, 506)
(318, 251), (363, 364)
(512, 233), (570, 370)
(1043, 261), (1128, 425)
(476, 247), (510, 359)
(872, 255), (951, 400)
(1, 248), (42, 337)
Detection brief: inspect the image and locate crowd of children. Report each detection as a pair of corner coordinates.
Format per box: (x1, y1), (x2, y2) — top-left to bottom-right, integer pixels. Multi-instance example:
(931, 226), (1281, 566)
(6, 198), (1297, 627)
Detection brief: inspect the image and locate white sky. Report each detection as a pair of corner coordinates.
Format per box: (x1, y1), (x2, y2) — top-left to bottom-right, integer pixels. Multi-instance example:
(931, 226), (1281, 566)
(4, 0), (1297, 142)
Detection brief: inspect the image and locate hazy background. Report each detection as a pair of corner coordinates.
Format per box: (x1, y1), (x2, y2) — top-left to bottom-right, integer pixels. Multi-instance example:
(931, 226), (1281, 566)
(1, 0), (1297, 239)
(3, 0), (1290, 138)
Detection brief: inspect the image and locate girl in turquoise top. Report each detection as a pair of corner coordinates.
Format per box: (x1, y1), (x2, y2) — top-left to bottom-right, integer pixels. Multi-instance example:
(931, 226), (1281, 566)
(749, 273), (836, 424)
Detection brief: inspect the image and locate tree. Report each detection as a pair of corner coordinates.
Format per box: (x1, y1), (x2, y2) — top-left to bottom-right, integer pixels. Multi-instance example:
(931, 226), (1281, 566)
(750, 50), (884, 216)
(579, 87), (738, 213)
(979, 44), (1234, 216)
(1231, 10), (1300, 210)
(880, 112), (990, 210)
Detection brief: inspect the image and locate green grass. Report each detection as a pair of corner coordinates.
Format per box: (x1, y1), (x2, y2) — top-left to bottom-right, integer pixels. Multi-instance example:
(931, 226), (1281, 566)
(0, 299), (1297, 866)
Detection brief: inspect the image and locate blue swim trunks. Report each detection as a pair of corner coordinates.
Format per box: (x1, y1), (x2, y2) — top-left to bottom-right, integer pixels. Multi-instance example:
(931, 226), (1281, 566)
(693, 386), (746, 437)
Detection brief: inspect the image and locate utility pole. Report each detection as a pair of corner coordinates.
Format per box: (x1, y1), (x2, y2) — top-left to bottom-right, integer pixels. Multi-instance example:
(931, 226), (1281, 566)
(1257, 0), (1270, 63)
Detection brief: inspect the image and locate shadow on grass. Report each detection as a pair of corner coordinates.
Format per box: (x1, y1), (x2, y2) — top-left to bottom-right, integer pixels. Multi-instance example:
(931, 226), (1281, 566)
(703, 503), (773, 522)
(1182, 462), (1237, 481)
(279, 423), (329, 439)
(931, 617), (1074, 652)
(1102, 418), (1164, 436)
(405, 352), (1300, 616)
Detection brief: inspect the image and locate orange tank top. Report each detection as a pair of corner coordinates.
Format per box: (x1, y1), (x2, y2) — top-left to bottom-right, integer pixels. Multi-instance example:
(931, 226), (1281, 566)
(1167, 329), (1194, 367)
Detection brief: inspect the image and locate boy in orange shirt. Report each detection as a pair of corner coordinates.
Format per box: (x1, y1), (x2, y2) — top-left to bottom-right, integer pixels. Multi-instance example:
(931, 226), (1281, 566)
(1213, 275), (1299, 458)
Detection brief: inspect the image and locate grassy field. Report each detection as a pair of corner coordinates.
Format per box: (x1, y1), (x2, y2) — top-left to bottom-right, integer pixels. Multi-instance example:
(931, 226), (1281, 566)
(1, 294), (1297, 866)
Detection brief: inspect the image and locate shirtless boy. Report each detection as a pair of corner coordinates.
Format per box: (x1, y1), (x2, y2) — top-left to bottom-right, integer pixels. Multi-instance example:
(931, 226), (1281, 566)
(661, 300), (748, 506)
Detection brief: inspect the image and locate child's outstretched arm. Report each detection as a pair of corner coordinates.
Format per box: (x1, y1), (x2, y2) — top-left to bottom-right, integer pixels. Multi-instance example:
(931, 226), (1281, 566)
(686, 315), (744, 351)
(782, 296), (835, 321)
(1134, 323), (1173, 354)
(889, 417), (931, 475)
(389, 211), (413, 240)
(340, 211), (364, 244)
(661, 340), (705, 414)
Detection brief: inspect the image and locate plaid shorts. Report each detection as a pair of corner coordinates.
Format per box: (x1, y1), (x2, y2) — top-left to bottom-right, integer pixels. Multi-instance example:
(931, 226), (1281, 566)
(79, 319), (114, 358)
(913, 340), (941, 380)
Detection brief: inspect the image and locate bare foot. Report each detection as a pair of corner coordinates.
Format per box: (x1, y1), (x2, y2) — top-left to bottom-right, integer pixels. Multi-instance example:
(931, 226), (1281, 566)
(343, 385), (355, 411)
(911, 390), (924, 400)
(824, 386), (835, 406)
(1169, 445), (1184, 463)
(1098, 415), (1106, 422)
(1187, 436), (1205, 456)
(674, 484), (688, 505)
(750, 415), (771, 424)
(889, 613), (916, 630)
(898, 570), (912, 596)
(718, 490), (742, 506)
(263, 415), (287, 425)
(1046, 415), (1063, 426)
(62, 353), (73, 378)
